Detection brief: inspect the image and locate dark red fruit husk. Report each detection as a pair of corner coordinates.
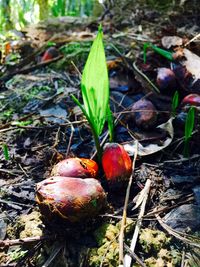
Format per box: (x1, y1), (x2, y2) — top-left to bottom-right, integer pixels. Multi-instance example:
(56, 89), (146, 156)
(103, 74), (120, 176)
(102, 143), (132, 184)
(51, 158), (98, 178)
(41, 47), (59, 62)
(36, 176), (107, 223)
(181, 94), (200, 107)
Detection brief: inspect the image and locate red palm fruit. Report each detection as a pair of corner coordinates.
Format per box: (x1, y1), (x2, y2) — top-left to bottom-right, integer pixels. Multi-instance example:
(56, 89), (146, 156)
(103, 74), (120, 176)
(36, 177), (107, 223)
(51, 158), (98, 178)
(181, 94), (200, 107)
(156, 67), (176, 91)
(131, 99), (157, 129)
(102, 143), (132, 183)
(41, 47), (59, 62)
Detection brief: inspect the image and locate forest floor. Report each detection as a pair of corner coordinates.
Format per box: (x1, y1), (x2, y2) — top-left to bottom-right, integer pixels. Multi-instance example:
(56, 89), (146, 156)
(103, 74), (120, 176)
(0, 3), (200, 267)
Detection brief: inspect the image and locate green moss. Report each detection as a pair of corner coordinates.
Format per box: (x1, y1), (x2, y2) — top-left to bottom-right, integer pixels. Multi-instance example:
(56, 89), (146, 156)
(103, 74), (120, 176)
(139, 228), (181, 267)
(145, 248), (181, 267)
(139, 228), (171, 253)
(88, 219), (134, 267)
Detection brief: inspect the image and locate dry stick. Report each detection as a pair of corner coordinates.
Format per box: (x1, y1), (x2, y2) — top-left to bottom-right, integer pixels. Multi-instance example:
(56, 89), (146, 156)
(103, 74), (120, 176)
(124, 244), (147, 267)
(0, 235), (54, 248)
(0, 55), (63, 83)
(66, 123), (75, 157)
(42, 243), (63, 267)
(15, 241), (42, 267)
(52, 126), (61, 148)
(181, 248), (186, 267)
(184, 33), (200, 47)
(91, 92), (128, 160)
(118, 141), (138, 267)
(71, 61), (82, 79)
(155, 213), (200, 249)
(124, 178), (151, 267)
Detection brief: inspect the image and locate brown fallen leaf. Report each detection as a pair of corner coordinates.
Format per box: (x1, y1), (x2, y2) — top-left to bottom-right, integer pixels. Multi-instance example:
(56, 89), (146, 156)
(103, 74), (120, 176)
(123, 118), (174, 156)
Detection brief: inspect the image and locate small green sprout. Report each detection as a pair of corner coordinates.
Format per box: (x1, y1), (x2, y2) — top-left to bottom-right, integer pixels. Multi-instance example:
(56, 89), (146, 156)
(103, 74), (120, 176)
(171, 91), (179, 116)
(143, 42), (174, 64)
(72, 25), (113, 162)
(2, 143), (10, 160)
(183, 106), (195, 157)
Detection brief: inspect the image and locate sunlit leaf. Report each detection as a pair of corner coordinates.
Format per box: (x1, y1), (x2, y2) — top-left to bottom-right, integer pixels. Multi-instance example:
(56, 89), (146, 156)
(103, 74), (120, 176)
(184, 106), (195, 157)
(185, 106), (195, 140)
(2, 143), (9, 160)
(172, 90), (179, 116)
(81, 25), (109, 136)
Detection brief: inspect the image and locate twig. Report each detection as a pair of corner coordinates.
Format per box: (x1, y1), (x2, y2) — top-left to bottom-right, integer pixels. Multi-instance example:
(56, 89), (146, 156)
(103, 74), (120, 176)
(18, 163), (29, 178)
(42, 243), (63, 267)
(0, 264), (16, 267)
(124, 244), (147, 267)
(71, 61), (82, 79)
(118, 141), (138, 267)
(0, 56), (63, 83)
(66, 123), (75, 157)
(0, 169), (22, 176)
(124, 179), (151, 267)
(91, 110), (124, 160)
(181, 248), (186, 267)
(133, 61), (160, 94)
(15, 241), (42, 267)
(155, 213), (200, 249)
(0, 235), (54, 248)
(0, 199), (33, 209)
(184, 33), (200, 47)
(52, 126), (61, 148)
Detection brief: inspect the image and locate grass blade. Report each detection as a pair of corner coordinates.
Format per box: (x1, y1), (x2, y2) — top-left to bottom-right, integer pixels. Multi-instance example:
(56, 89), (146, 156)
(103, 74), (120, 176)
(2, 143), (10, 160)
(143, 42), (174, 63)
(171, 90), (179, 116)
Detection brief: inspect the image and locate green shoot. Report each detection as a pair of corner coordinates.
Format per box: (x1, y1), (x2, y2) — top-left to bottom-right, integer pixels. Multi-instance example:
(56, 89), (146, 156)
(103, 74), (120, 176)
(71, 25), (113, 161)
(183, 106), (195, 157)
(143, 42), (174, 64)
(107, 106), (114, 142)
(171, 91), (179, 116)
(2, 143), (10, 160)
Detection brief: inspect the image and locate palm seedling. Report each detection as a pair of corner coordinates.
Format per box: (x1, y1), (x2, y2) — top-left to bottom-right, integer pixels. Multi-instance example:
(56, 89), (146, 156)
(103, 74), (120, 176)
(71, 25), (113, 162)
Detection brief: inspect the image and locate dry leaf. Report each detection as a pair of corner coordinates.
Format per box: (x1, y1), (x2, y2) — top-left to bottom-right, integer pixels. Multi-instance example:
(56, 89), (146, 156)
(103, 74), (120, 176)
(161, 36), (183, 49)
(181, 48), (200, 81)
(123, 118), (174, 156)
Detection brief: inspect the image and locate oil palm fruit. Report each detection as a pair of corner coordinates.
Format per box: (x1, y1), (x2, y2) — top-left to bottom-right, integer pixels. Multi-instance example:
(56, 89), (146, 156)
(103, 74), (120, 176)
(51, 158), (98, 178)
(102, 143), (132, 184)
(41, 47), (59, 62)
(131, 99), (157, 129)
(181, 94), (200, 107)
(36, 176), (107, 223)
(156, 67), (176, 92)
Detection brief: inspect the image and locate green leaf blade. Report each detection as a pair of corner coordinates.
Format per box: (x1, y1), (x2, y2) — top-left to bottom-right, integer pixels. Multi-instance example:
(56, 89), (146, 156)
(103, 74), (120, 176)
(172, 90), (179, 116)
(185, 106), (195, 141)
(81, 27), (109, 136)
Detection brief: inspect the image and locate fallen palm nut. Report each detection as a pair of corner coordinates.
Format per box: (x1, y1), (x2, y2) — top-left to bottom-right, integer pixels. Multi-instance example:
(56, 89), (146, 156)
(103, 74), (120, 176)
(181, 94), (200, 107)
(156, 67), (176, 92)
(131, 99), (157, 129)
(102, 143), (132, 184)
(51, 157), (98, 178)
(36, 177), (106, 223)
(41, 47), (59, 62)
